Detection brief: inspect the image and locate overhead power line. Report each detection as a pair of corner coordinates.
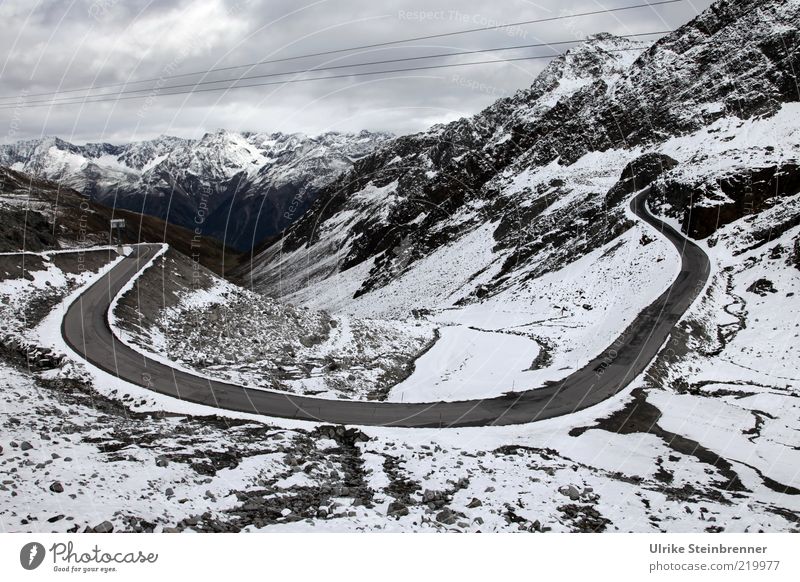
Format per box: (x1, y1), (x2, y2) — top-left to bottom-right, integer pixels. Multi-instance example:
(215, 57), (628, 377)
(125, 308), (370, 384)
(0, 0), (684, 102)
(0, 43), (663, 111)
(8, 31), (671, 107)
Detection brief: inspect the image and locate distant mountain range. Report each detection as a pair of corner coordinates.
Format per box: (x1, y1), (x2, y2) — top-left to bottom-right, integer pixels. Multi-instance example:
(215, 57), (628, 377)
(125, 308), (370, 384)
(0, 130), (392, 250)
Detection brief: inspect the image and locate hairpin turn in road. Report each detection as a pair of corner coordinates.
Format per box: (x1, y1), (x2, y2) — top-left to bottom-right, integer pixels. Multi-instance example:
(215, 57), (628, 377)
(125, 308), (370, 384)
(61, 189), (710, 427)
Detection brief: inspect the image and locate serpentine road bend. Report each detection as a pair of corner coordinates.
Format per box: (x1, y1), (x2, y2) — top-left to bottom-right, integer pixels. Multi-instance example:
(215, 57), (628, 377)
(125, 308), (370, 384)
(61, 189), (710, 428)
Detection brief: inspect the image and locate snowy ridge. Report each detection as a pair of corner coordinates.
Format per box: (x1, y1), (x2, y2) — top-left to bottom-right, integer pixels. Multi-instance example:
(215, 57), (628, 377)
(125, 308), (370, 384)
(246, 0), (799, 313)
(0, 129), (393, 250)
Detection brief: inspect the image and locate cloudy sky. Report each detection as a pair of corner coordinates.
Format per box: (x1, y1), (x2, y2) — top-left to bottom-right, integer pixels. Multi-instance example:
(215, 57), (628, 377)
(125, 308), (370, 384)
(0, 0), (714, 144)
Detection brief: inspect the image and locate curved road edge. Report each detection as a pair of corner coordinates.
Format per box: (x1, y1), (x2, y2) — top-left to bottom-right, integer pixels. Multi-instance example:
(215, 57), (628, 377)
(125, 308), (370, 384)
(61, 188), (710, 428)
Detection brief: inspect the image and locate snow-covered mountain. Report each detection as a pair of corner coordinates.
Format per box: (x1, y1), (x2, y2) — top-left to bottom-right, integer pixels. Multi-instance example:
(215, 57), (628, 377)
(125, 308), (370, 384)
(207, 0), (798, 529)
(243, 0), (799, 312)
(3, 0), (800, 535)
(0, 130), (392, 250)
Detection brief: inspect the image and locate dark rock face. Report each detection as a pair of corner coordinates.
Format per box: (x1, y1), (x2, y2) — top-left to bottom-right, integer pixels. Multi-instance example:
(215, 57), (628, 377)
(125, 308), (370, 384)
(498, 0), (800, 170)
(653, 163), (800, 238)
(91, 163), (324, 252)
(606, 0), (799, 138)
(0, 209), (57, 252)
(200, 182), (318, 252)
(606, 153), (679, 207)
(793, 237), (800, 271)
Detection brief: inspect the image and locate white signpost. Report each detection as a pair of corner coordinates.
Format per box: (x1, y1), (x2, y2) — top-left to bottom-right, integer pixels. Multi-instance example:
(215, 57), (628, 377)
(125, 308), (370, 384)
(110, 218), (126, 247)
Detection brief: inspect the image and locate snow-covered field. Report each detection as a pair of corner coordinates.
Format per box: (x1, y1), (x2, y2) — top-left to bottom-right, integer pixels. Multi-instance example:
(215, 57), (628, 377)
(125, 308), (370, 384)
(386, 224), (679, 402)
(3, 354), (796, 533)
(388, 325), (540, 402)
(1, 183), (798, 533)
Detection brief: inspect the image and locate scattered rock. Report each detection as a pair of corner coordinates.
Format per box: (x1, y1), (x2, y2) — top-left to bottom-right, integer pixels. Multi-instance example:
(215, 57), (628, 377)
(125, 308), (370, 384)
(558, 504), (611, 533)
(746, 278), (777, 296)
(558, 484), (581, 501)
(49, 481), (64, 493)
(20, 441), (33, 451)
(435, 508), (457, 525)
(466, 498), (483, 509)
(92, 521), (114, 534)
(387, 502), (409, 518)
(421, 489), (448, 509)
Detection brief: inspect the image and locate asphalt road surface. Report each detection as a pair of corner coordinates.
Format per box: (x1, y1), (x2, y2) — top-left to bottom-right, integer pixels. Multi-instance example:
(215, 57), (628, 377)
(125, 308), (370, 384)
(61, 189), (710, 427)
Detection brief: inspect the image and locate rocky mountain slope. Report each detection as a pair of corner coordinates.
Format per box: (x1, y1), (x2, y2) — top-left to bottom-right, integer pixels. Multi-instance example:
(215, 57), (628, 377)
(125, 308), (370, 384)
(112, 248), (436, 401)
(0, 165), (238, 275)
(242, 0), (799, 311)
(0, 130), (392, 251)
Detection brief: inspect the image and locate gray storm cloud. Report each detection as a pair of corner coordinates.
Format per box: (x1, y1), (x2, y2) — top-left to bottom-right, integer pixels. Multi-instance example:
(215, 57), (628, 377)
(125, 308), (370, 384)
(0, 0), (713, 144)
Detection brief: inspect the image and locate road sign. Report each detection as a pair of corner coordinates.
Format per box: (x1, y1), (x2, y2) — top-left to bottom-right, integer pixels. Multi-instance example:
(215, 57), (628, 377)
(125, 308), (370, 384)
(110, 219), (126, 245)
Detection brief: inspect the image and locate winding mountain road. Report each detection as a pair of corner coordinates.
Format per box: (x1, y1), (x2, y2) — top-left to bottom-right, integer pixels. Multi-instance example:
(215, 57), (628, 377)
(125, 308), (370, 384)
(61, 189), (710, 427)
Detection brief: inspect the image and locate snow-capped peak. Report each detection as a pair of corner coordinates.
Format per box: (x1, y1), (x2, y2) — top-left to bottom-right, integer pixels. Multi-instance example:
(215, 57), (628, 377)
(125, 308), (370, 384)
(0, 129), (394, 250)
